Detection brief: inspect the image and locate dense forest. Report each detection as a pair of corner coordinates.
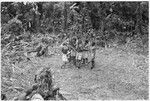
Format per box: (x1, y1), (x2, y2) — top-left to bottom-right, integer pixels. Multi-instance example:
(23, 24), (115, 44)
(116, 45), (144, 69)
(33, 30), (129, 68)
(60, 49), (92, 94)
(1, 2), (148, 47)
(1, 1), (149, 100)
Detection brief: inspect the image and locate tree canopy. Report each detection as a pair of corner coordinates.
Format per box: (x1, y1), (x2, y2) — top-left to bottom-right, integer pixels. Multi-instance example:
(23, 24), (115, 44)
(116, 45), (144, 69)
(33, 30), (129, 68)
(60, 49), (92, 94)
(1, 2), (149, 47)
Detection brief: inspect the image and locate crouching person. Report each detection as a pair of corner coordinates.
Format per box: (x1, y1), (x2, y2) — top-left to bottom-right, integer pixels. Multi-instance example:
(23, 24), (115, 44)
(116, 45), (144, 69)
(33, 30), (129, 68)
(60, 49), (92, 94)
(13, 67), (66, 100)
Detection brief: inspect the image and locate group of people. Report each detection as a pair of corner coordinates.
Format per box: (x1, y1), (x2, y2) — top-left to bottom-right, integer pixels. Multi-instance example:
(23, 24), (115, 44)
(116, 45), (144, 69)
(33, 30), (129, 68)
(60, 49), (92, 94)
(60, 36), (96, 69)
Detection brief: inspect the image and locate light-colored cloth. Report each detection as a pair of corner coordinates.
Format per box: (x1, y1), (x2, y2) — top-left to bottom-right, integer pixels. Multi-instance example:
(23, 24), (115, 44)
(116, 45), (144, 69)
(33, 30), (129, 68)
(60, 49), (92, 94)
(30, 93), (44, 101)
(91, 52), (95, 58)
(76, 52), (82, 60)
(82, 51), (88, 59)
(62, 54), (68, 62)
(70, 50), (76, 56)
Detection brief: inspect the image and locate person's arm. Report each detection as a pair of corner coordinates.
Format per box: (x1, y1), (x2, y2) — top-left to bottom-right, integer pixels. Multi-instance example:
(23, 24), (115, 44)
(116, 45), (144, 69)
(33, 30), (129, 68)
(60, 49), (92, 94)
(26, 84), (39, 96)
(13, 84), (39, 100)
(60, 42), (64, 48)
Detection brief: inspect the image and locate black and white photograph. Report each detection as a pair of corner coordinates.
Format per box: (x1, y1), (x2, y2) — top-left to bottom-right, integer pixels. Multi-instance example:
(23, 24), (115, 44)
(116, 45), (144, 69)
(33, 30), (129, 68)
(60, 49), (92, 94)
(1, 1), (149, 100)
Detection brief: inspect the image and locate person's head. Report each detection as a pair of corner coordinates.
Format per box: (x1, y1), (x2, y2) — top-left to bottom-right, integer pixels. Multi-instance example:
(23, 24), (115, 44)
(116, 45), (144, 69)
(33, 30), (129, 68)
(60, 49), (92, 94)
(91, 42), (96, 46)
(34, 67), (54, 97)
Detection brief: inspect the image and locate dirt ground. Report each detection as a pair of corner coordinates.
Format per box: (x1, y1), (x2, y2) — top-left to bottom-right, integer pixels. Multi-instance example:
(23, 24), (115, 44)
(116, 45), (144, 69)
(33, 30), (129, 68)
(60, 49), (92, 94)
(1, 47), (149, 100)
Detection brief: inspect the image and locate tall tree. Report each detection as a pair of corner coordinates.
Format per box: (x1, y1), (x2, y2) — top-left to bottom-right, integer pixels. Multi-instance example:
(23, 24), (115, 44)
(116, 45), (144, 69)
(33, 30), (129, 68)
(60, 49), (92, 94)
(63, 2), (68, 35)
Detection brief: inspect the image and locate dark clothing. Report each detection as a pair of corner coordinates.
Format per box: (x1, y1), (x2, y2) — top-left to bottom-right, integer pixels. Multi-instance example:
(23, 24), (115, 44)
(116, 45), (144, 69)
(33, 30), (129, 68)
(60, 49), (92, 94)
(91, 59), (95, 69)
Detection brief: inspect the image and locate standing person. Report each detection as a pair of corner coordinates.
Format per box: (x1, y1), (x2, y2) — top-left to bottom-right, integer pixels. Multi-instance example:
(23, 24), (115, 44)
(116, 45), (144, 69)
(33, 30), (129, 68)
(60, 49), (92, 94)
(82, 39), (89, 64)
(90, 42), (96, 69)
(75, 39), (83, 68)
(60, 39), (70, 68)
(68, 37), (77, 66)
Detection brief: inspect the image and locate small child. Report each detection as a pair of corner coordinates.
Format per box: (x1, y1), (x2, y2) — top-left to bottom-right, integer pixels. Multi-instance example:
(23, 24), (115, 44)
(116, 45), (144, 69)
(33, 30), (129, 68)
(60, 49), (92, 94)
(61, 44), (70, 68)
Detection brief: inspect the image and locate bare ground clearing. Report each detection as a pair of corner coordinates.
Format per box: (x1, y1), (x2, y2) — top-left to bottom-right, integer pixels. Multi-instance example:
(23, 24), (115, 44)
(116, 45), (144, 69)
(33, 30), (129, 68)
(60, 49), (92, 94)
(1, 47), (149, 100)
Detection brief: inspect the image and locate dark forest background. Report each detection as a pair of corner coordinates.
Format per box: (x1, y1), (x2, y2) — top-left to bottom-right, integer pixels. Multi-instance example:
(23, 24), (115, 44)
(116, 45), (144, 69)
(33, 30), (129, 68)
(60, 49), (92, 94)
(1, 2), (148, 50)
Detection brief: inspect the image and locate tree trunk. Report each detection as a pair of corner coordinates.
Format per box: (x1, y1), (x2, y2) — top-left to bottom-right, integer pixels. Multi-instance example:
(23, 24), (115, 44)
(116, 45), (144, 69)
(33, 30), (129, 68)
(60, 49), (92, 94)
(82, 4), (85, 35)
(135, 2), (143, 36)
(82, 14), (85, 34)
(63, 2), (67, 35)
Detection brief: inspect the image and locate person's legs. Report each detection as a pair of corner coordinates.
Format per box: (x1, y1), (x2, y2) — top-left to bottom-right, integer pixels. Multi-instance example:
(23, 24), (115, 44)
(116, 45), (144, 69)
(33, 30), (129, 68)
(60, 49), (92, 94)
(61, 54), (68, 68)
(91, 59), (95, 69)
(85, 58), (88, 64)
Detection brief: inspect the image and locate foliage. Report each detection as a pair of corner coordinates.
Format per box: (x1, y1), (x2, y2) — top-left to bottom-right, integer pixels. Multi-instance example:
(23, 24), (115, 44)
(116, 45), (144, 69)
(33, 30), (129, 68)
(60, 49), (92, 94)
(1, 2), (148, 38)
